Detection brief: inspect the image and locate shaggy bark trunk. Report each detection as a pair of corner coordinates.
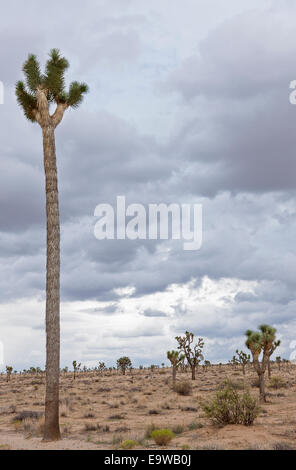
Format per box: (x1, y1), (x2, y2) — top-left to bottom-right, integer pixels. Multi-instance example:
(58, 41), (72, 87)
(242, 364), (245, 375)
(268, 359), (271, 379)
(172, 365), (177, 387)
(191, 366), (196, 380)
(259, 373), (266, 402)
(42, 125), (61, 441)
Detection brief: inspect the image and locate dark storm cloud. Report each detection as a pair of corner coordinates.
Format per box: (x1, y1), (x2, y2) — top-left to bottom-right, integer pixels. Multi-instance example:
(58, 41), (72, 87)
(164, 7), (296, 196)
(1, 0), (296, 365)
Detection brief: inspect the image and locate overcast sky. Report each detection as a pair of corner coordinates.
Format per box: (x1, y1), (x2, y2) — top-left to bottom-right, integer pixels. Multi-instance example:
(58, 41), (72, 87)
(1, 0), (296, 371)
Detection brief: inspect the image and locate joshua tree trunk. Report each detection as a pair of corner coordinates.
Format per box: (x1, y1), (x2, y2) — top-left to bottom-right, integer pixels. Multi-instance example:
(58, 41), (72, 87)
(43, 124), (61, 441)
(191, 365), (196, 380)
(242, 364), (245, 375)
(172, 365), (177, 386)
(258, 373), (266, 402)
(267, 359), (271, 379)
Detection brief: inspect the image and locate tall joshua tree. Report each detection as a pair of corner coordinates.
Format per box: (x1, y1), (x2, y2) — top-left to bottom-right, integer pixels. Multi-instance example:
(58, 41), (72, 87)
(175, 331), (204, 380)
(245, 324), (280, 402)
(15, 50), (88, 441)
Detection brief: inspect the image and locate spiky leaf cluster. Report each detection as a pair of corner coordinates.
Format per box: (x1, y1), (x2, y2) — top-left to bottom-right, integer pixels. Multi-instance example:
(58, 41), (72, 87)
(117, 356), (132, 373)
(15, 49), (88, 123)
(245, 325), (280, 358)
(167, 350), (185, 367)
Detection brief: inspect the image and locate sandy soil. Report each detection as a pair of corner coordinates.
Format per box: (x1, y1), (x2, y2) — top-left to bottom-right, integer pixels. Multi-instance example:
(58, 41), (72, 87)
(0, 364), (295, 450)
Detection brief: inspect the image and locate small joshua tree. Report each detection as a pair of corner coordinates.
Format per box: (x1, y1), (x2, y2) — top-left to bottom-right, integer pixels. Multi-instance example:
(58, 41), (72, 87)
(276, 356), (281, 371)
(98, 362), (106, 374)
(235, 350), (251, 375)
(204, 360), (211, 372)
(229, 356), (239, 368)
(167, 350), (185, 387)
(72, 361), (81, 380)
(175, 331), (204, 380)
(117, 357), (132, 375)
(245, 324), (280, 402)
(6, 366), (13, 383)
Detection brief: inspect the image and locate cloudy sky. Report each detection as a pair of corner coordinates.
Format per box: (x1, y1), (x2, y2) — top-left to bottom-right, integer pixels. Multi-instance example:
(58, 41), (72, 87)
(1, 0), (296, 370)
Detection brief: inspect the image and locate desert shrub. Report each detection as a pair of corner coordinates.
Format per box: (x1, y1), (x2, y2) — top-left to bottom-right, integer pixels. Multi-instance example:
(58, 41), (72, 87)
(268, 376), (287, 389)
(217, 379), (245, 391)
(201, 385), (260, 426)
(15, 417), (44, 436)
(148, 409), (160, 415)
(12, 411), (43, 422)
(98, 424), (110, 433)
(272, 442), (294, 450)
(84, 423), (100, 432)
(150, 429), (175, 446)
(84, 412), (95, 419)
(108, 414), (125, 420)
(161, 402), (172, 410)
(174, 380), (192, 396)
(188, 421), (203, 430)
(171, 424), (184, 434)
(181, 406), (198, 412)
(145, 423), (157, 438)
(120, 439), (138, 450)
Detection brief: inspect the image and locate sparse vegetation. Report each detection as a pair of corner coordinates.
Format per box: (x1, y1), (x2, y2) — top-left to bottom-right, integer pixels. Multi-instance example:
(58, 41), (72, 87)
(0, 329), (294, 450)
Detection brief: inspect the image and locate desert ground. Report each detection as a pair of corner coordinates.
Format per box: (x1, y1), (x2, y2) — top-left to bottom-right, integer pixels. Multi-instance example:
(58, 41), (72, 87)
(0, 364), (295, 450)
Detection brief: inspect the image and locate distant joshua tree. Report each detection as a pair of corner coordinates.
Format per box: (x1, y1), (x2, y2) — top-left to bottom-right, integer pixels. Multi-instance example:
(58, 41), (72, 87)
(6, 366), (13, 383)
(98, 362), (106, 374)
(72, 361), (81, 380)
(117, 357), (132, 375)
(167, 350), (185, 387)
(235, 350), (251, 375)
(245, 325), (280, 402)
(16, 49), (88, 441)
(276, 356), (281, 371)
(175, 331), (204, 380)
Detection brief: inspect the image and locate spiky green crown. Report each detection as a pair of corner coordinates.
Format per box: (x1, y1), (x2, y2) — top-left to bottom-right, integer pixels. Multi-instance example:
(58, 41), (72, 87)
(15, 49), (89, 122)
(245, 324), (280, 355)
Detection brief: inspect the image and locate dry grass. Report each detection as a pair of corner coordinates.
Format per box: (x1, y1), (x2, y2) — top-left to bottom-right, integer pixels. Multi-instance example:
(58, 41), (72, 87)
(0, 364), (295, 449)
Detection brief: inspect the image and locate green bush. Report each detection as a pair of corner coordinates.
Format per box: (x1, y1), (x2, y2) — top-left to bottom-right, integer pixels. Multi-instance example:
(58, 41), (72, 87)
(120, 439), (138, 450)
(201, 385), (260, 426)
(150, 429), (175, 446)
(174, 380), (192, 396)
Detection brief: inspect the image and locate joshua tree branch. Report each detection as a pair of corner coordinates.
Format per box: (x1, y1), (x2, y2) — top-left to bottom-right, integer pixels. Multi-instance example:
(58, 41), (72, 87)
(51, 102), (68, 128)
